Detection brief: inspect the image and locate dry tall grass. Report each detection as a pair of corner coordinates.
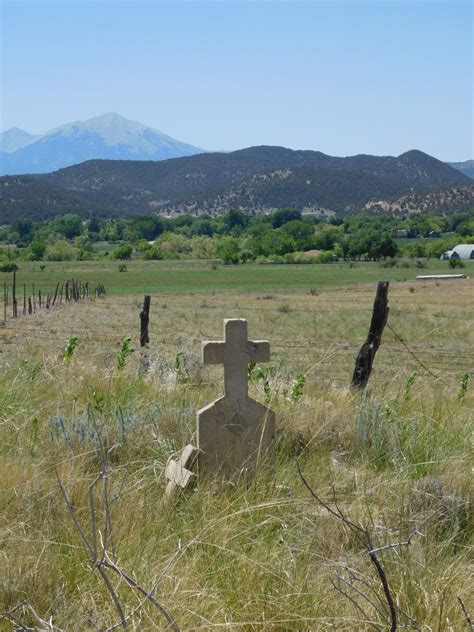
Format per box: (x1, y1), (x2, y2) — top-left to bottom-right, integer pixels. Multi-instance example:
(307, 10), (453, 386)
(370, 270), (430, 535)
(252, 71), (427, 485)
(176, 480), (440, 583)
(1, 279), (473, 630)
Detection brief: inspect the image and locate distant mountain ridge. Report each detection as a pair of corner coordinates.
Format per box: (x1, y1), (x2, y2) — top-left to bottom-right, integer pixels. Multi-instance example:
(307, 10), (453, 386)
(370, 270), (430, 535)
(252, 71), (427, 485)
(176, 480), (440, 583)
(0, 113), (205, 175)
(1, 145), (471, 223)
(449, 160), (474, 180)
(0, 128), (40, 153)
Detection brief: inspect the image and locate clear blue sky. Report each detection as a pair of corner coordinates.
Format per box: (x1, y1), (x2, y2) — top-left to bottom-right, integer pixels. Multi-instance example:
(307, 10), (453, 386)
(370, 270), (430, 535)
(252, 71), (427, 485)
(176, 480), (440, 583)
(1, 0), (472, 160)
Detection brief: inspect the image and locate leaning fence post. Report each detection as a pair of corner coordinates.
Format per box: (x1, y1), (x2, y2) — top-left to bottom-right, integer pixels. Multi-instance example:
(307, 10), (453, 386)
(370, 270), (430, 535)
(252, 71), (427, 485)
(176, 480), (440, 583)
(140, 294), (151, 371)
(351, 280), (390, 389)
(52, 282), (59, 306)
(12, 269), (17, 318)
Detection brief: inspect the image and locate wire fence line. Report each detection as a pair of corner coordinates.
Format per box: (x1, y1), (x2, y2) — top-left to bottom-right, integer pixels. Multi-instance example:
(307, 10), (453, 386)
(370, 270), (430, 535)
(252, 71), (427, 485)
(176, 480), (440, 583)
(2, 320), (473, 352)
(1, 337), (471, 381)
(29, 296), (474, 321)
(1, 293), (472, 383)
(4, 287), (472, 320)
(2, 322), (473, 349)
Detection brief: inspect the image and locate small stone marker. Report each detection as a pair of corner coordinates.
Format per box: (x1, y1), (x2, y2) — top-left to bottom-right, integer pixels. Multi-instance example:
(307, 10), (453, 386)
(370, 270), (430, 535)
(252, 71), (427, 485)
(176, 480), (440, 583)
(197, 319), (276, 479)
(164, 444), (199, 497)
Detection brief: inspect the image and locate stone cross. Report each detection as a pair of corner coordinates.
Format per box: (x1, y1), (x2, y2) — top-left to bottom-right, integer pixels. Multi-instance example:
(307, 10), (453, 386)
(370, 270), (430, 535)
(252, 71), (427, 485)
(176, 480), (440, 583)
(197, 319), (275, 478)
(164, 444), (199, 498)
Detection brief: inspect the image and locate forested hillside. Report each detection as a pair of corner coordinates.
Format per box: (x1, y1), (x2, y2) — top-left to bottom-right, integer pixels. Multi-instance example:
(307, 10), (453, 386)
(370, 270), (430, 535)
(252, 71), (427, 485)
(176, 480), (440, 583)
(1, 146), (470, 222)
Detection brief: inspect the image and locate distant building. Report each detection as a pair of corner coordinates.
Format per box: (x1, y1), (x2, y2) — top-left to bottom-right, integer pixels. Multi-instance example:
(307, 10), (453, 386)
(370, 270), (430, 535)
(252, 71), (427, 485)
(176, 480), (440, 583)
(440, 244), (474, 260)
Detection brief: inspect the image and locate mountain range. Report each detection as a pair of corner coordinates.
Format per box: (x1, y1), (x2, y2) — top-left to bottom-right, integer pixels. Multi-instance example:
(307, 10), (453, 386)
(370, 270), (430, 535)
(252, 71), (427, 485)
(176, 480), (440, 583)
(0, 113), (204, 175)
(1, 145), (472, 223)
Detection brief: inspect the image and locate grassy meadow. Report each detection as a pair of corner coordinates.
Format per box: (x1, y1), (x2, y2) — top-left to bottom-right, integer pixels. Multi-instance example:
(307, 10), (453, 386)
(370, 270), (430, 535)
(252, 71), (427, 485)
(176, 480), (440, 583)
(4, 257), (466, 295)
(1, 260), (473, 630)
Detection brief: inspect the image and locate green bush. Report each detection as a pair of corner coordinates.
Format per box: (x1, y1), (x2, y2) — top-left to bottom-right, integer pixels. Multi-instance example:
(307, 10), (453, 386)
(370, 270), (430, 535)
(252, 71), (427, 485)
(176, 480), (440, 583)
(0, 262), (19, 272)
(111, 244), (133, 260)
(449, 258), (465, 269)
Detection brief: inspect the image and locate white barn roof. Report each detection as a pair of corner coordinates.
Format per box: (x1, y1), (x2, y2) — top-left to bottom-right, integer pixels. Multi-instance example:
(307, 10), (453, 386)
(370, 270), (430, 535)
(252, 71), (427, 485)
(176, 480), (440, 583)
(452, 244), (474, 259)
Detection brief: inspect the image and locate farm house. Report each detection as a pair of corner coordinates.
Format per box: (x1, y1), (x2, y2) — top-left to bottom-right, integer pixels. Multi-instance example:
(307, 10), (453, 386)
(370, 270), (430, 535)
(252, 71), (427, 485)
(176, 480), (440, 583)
(440, 244), (474, 260)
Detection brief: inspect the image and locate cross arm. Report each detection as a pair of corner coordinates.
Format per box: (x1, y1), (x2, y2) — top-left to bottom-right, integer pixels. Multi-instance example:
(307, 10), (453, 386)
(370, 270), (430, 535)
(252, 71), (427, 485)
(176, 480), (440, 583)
(202, 341), (225, 365)
(247, 340), (270, 363)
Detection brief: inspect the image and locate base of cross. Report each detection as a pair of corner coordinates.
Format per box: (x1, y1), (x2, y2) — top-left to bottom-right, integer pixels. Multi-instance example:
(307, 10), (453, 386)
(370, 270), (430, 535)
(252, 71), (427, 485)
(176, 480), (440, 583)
(164, 444), (200, 499)
(164, 429), (276, 500)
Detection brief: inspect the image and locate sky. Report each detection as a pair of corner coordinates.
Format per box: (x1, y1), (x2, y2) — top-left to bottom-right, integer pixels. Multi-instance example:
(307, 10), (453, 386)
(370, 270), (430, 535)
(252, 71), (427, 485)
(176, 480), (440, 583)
(1, 0), (472, 161)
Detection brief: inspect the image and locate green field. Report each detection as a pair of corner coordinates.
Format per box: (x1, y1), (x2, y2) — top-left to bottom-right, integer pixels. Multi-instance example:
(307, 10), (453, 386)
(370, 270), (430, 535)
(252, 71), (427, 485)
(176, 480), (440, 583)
(2, 258), (470, 296)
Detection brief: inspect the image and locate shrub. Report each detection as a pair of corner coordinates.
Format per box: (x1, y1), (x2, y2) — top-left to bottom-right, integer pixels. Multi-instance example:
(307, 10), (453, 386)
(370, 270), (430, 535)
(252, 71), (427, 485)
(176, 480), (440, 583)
(317, 250), (336, 263)
(449, 258), (465, 269)
(45, 239), (79, 261)
(0, 262), (18, 272)
(111, 244), (133, 260)
(118, 263), (127, 272)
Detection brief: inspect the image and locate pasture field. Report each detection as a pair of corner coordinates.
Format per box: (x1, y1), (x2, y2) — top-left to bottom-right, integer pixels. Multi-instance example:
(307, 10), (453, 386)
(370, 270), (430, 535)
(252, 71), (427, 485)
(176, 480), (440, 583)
(2, 257), (468, 296)
(1, 264), (473, 630)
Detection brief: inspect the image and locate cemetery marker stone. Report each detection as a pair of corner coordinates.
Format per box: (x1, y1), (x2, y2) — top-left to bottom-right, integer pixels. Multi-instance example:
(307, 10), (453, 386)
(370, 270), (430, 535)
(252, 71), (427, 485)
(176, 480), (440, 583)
(198, 319), (275, 478)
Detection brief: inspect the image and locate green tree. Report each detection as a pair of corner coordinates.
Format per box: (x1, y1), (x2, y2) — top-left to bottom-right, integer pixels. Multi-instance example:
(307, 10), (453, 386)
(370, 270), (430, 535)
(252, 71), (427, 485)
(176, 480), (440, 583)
(29, 241), (46, 261)
(60, 214), (82, 239)
(216, 236), (240, 263)
(45, 239), (79, 261)
(272, 209), (302, 228)
(191, 236), (218, 259)
(111, 244), (133, 260)
(280, 220), (315, 250)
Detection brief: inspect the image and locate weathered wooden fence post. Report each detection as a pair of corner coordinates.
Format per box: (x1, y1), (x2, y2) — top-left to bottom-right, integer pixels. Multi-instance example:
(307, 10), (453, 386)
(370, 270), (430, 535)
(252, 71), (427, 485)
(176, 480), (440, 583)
(52, 282), (59, 306)
(3, 282), (6, 323)
(12, 269), (17, 318)
(140, 294), (151, 370)
(351, 280), (390, 389)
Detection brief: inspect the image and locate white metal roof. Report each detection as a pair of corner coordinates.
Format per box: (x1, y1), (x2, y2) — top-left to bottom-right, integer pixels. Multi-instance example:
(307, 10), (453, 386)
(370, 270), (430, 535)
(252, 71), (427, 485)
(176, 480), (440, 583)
(452, 244), (474, 258)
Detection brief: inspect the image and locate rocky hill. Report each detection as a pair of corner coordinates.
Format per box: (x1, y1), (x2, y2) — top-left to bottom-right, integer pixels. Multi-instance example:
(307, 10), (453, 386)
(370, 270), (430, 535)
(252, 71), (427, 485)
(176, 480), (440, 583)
(1, 145), (471, 222)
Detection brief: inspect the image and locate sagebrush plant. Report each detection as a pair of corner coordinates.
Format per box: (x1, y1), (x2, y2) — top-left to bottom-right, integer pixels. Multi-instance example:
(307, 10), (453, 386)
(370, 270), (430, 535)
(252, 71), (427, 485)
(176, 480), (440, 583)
(1, 277), (473, 630)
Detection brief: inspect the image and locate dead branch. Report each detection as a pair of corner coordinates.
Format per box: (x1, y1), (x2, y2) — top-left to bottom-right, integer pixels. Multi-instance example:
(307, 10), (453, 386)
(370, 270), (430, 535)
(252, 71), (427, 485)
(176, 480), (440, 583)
(330, 578), (381, 630)
(54, 422), (181, 632)
(458, 597), (474, 631)
(297, 460), (418, 632)
(336, 572), (387, 621)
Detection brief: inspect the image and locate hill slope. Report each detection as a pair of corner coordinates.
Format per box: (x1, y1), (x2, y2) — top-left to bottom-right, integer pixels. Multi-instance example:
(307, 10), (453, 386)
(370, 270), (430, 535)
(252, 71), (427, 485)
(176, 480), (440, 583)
(449, 160), (474, 180)
(0, 113), (205, 175)
(0, 146), (471, 222)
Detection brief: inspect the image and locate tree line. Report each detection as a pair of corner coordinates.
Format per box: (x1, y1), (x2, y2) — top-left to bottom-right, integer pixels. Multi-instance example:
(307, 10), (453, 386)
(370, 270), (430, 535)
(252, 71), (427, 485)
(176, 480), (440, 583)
(1, 207), (473, 264)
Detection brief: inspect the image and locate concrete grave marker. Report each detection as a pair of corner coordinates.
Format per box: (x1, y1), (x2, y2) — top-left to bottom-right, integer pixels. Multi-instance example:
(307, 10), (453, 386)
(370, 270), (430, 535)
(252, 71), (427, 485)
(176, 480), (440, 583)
(197, 319), (276, 478)
(164, 444), (199, 497)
